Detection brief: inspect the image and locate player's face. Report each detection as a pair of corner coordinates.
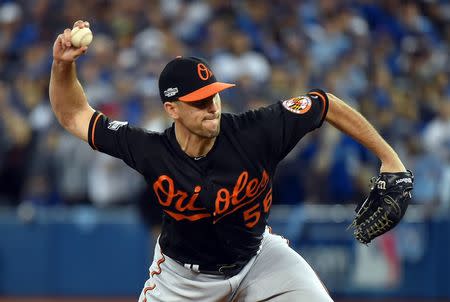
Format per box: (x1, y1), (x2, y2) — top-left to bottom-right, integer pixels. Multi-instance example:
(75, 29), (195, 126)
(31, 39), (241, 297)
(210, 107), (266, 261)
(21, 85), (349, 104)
(175, 93), (222, 138)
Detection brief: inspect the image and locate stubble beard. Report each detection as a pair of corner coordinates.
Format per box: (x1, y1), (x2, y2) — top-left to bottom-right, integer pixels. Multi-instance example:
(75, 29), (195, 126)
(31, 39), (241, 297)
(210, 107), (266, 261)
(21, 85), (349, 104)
(199, 117), (221, 138)
(201, 121), (220, 138)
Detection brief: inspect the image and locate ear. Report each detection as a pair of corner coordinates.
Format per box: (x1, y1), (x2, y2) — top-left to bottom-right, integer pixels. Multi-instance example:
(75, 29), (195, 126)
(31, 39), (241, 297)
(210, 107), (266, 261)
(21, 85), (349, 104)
(163, 102), (179, 119)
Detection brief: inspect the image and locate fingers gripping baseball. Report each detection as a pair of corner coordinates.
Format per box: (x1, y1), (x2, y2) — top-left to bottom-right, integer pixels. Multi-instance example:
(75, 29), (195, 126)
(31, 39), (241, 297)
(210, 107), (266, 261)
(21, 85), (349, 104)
(349, 170), (414, 244)
(52, 20), (92, 63)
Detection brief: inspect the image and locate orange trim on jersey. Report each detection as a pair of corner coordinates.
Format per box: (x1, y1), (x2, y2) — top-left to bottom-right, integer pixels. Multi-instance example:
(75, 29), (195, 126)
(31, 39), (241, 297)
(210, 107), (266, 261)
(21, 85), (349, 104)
(91, 113), (103, 150)
(178, 82), (235, 102)
(309, 91), (327, 120)
(143, 253), (166, 302)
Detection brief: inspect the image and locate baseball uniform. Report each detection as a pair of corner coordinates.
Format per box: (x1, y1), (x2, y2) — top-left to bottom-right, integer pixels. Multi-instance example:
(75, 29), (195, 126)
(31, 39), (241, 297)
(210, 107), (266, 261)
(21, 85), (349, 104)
(87, 86), (333, 301)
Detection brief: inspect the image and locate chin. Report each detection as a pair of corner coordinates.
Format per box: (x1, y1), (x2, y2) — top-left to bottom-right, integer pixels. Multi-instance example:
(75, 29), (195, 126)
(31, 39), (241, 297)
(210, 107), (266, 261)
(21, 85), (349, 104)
(202, 120), (220, 137)
(204, 127), (220, 138)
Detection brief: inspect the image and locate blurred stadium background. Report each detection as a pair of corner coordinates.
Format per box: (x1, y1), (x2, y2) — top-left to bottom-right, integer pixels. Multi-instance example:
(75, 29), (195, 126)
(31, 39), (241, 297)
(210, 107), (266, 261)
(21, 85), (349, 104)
(0, 0), (449, 301)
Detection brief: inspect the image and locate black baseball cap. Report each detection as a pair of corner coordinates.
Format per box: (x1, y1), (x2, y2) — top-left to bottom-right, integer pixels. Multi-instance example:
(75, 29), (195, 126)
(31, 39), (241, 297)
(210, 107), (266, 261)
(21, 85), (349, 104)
(158, 56), (235, 103)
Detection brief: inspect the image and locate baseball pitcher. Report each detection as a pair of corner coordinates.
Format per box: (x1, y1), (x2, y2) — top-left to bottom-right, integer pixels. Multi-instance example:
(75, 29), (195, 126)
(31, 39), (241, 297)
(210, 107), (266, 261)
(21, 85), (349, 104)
(50, 21), (413, 302)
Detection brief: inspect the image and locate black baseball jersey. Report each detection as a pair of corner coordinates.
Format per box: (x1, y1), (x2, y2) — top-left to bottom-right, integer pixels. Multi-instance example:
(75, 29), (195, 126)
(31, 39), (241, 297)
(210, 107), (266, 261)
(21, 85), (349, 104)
(87, 89), (329, 266)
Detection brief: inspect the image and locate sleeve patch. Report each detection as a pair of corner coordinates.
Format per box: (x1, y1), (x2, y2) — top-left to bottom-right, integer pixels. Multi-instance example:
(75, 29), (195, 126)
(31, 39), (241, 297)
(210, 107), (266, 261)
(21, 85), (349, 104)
(282, 96), (312, 114)
(107, 120), (128, 131)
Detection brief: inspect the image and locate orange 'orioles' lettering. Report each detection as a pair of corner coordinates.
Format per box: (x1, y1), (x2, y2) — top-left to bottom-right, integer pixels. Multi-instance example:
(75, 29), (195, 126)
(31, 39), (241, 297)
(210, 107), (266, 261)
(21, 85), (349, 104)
(153, 175), (176, 207)
(152, 170), (270, 225)
(231, 171), (249, 205)
(162, 210), (211, 222)
(215, 188), (230, 215)
(246, 178), (259, 198)
(176, 186), (202, 211)
(213, 170), (269, 224)
(263, 188), (272, 213)
(153, 175), (209, 221)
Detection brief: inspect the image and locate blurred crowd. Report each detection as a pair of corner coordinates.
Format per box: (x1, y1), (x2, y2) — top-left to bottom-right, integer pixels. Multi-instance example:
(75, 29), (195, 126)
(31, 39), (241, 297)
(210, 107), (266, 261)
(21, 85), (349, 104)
(0, 0), (449, 214)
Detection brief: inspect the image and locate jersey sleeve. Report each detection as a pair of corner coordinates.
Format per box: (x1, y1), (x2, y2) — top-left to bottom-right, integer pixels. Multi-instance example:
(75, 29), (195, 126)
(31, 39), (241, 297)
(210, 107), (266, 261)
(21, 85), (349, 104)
(271, 88), (329, 160)
(230, 88), (328, 167)
(87, 111), (154, 175)
(278, 89), (328, 136)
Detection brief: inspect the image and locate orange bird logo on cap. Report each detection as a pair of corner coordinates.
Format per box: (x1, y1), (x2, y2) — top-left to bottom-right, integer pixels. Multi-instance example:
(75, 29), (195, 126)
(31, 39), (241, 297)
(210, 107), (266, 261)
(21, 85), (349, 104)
(197, 63), (213, 81)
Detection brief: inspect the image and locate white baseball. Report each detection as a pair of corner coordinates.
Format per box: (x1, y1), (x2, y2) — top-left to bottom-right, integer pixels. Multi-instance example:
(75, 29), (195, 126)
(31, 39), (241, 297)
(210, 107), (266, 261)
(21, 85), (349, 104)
(71, 27), (93, 48)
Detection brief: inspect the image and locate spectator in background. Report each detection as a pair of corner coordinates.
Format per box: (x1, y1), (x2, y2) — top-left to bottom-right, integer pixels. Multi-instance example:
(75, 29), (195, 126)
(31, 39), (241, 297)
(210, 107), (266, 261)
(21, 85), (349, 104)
(51, 131), (93, 205)
(87, 153), (143, 207)
(21, 126), (60, 205)
(211, 29), (271, 112)
(423, 99), (450, 163)
(404, 134), (443, 216)
(0, 81), (32, 205)
(79, 57), (115, 108)
(0, 0), (448, 212)
(422, 99), (450, 212)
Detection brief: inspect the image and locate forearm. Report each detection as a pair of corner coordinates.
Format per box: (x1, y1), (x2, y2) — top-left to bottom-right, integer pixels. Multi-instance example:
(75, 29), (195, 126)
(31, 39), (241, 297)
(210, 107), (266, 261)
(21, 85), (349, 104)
(49, 60), (93, 140)
(325, 93), (406, 172)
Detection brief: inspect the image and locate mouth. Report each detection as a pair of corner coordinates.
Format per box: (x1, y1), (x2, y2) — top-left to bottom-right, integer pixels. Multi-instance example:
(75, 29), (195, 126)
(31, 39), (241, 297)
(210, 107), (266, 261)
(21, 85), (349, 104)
(204, 114), (219, 121)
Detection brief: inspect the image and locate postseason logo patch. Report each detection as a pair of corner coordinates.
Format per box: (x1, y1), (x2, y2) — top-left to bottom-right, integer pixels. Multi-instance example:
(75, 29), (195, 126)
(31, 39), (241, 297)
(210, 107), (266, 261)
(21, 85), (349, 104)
(164, 87), (179, 97)
(282, 96), (312, 114)
(107, 120), (128, 131)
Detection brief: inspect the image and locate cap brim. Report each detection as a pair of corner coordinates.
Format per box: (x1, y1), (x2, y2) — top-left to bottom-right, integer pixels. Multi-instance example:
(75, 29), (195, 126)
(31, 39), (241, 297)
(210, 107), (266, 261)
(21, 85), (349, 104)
(178, 82), (236, 102)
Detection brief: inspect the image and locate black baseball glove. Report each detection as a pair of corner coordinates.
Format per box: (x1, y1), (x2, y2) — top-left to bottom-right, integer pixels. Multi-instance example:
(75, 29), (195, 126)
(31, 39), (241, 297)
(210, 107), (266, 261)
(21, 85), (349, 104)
(349, 170), (414, 244)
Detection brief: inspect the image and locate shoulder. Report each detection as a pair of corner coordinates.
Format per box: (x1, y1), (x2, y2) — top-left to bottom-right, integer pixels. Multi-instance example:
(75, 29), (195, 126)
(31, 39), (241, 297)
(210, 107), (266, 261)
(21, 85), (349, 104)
(117, 121), (168, 147)
(221, 103), (282, 129)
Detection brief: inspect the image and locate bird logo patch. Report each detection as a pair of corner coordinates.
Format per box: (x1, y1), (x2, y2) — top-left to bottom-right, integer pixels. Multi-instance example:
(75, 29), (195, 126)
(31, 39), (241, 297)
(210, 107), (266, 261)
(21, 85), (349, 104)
(282, 96), (312, 114)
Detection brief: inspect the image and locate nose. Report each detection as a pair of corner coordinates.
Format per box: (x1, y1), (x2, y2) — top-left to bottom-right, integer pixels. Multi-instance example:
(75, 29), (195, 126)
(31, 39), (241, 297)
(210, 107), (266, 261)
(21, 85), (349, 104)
(207, 96), (219, 113)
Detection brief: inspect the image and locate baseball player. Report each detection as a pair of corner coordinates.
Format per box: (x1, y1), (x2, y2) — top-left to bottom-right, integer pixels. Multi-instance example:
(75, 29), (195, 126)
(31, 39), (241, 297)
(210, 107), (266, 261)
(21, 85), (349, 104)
(50, 21), (413, 302)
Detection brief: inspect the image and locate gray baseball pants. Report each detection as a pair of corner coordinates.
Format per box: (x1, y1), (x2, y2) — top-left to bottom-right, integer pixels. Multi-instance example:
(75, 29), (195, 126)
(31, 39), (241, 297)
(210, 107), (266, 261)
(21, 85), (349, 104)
(139, 227), (333, 302)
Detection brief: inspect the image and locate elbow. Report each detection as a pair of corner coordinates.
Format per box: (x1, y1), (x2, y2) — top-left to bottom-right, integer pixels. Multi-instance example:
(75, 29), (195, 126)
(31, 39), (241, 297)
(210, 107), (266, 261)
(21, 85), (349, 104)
(52, 106), (93, 142)
(56, 112), (77, 132)
(50, 101), (85, 132)
(49, 97), (71, 129)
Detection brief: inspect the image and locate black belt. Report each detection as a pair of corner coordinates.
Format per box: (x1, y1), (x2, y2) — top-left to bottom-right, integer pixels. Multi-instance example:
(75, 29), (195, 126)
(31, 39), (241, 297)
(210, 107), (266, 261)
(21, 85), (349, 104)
(176, 260), (246, 277)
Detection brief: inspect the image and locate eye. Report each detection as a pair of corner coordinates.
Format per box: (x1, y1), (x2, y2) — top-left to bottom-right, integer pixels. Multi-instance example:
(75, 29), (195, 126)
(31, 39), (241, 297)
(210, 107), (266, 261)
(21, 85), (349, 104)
(190, 97), (213, 109)
(191, 100), (208, 108)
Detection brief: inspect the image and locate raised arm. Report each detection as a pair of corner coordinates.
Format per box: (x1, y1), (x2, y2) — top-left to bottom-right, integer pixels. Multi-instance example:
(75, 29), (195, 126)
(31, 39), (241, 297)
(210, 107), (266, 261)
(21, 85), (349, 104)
(49, 20), (95, 142)
(325, 93), (406, 173)
(325, 93), (413, 245)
